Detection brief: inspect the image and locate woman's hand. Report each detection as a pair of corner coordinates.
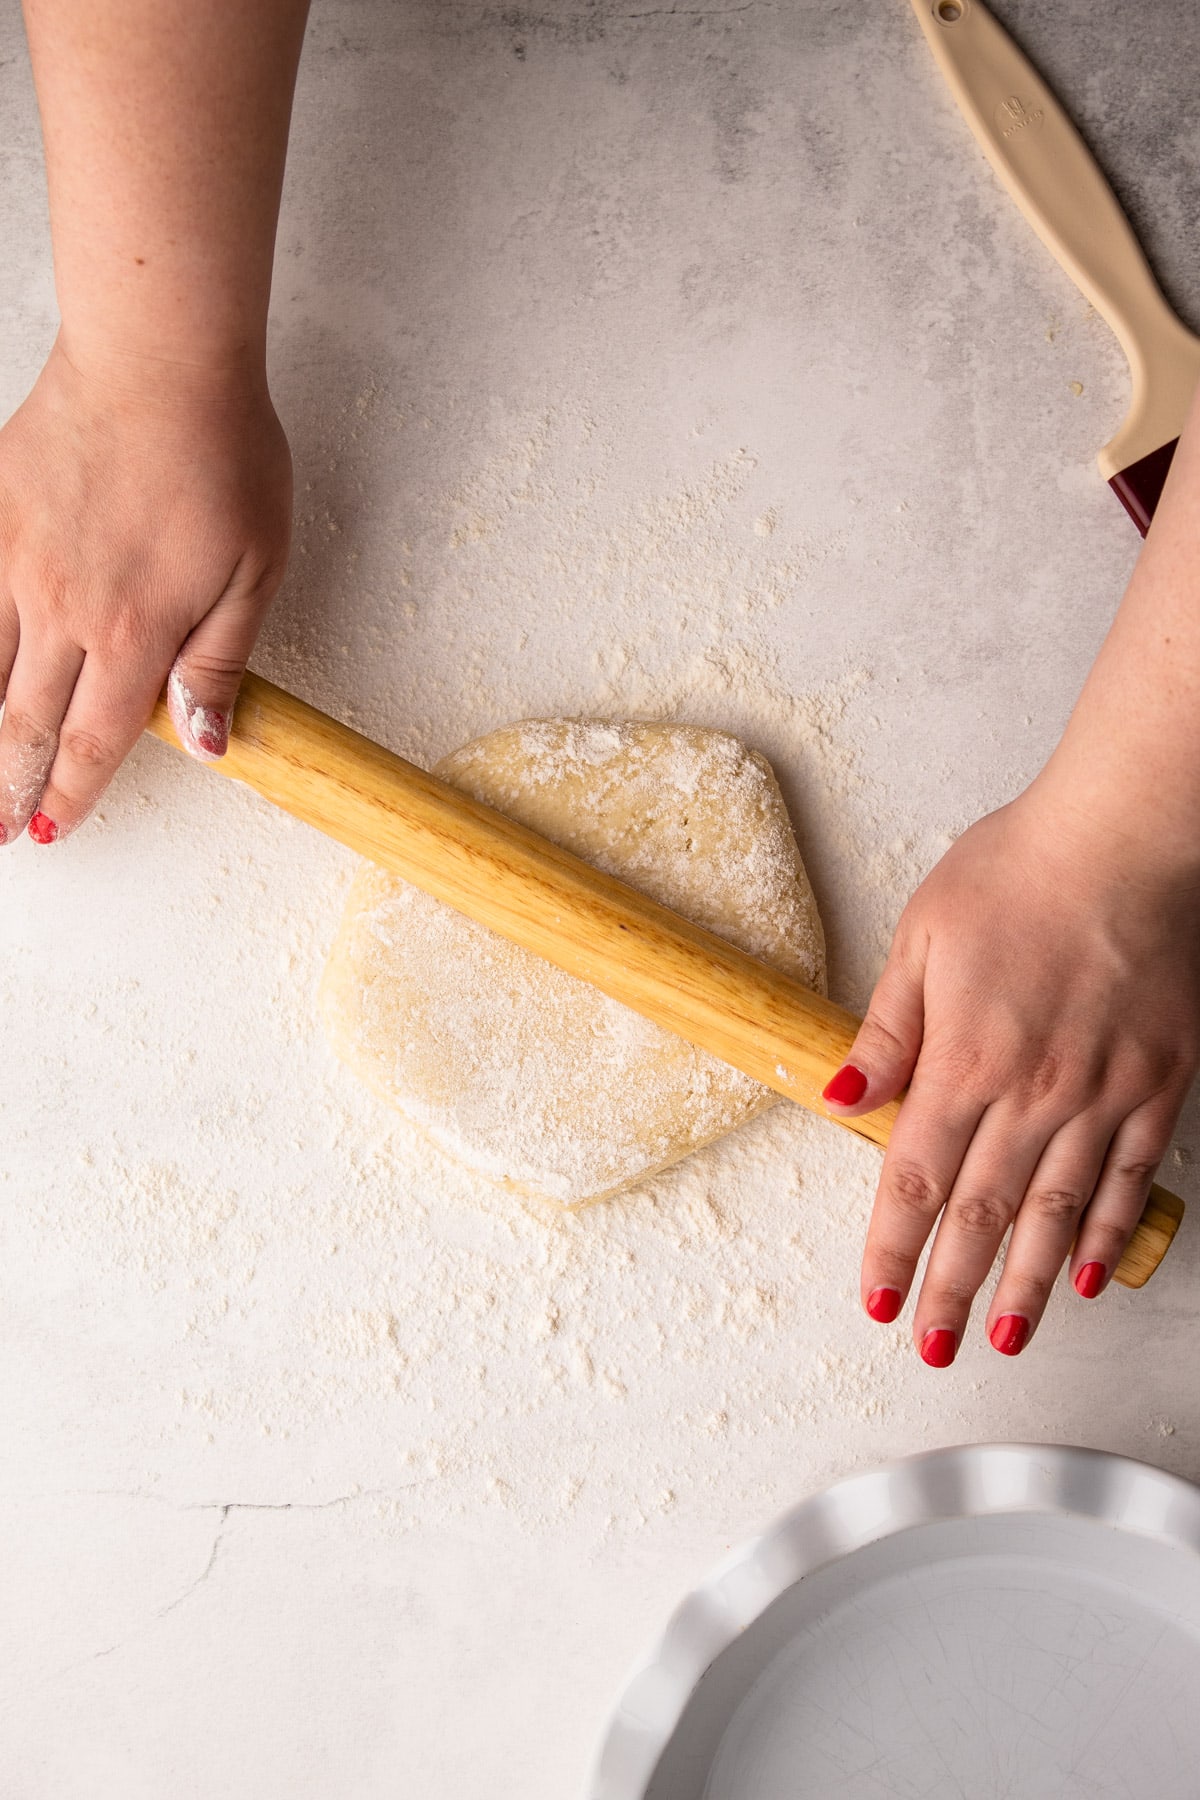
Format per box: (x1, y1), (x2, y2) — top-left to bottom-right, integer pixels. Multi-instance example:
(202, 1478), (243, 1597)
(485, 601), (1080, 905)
(0, 335), (291, 843)
(824, 784), (1200, 1363)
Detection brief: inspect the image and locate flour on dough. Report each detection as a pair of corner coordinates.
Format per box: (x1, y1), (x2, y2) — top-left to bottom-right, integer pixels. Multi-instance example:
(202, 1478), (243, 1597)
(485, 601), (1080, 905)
(319, 721), (825, 1205)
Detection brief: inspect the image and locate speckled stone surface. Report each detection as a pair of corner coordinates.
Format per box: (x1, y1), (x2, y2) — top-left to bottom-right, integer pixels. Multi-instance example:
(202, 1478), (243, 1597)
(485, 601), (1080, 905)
(2, 3), (1199, 1795)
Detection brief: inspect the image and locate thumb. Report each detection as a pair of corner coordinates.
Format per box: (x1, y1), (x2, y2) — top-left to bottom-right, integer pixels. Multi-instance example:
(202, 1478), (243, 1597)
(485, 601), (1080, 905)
(167, 586), (270, 763)
(822, 930), (928, 1114)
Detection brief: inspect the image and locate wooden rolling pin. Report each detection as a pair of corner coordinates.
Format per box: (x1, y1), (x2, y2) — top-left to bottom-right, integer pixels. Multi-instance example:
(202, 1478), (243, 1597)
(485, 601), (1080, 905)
(148, 673), (1183, 1288)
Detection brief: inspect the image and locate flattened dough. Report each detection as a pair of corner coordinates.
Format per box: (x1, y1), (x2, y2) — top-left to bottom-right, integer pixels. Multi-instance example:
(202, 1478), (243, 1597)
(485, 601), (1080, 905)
(319, 721), (825, 1205)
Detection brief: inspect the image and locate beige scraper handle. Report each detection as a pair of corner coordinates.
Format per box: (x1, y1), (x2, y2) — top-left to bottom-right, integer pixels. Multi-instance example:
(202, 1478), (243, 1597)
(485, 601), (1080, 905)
(909, 0), (1200, 479)
(148, 673), (1182, 1288)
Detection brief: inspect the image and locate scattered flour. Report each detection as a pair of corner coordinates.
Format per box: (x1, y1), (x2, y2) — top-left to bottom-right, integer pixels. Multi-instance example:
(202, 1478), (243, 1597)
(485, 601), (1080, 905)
(278, 396), (963, 999)
(29, 1103), (933, 1533)
(0, 401), (1080, 1545)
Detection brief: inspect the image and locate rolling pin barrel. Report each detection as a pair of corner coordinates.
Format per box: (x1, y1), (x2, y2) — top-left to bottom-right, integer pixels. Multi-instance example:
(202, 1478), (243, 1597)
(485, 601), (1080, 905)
(147, 673), (1184, 1290)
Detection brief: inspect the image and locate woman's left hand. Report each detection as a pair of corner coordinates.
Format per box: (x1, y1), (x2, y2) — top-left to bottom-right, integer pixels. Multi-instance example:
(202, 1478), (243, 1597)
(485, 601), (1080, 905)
(823, 782), (1200, 1363)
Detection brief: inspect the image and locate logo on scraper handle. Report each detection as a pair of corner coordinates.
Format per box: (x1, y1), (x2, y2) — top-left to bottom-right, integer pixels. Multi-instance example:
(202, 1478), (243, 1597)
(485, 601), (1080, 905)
(994, 93), (1044, 138)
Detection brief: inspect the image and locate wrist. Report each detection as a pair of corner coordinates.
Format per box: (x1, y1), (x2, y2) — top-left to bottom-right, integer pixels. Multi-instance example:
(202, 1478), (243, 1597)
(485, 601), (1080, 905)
(1021, 755), (1200, 896)
(55, 325), (268, 406)
(54, 323), (270, 409)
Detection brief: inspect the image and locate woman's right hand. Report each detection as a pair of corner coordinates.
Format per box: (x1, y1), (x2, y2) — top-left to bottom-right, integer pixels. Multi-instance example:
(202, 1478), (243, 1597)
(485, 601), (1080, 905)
(0, 333), (292, 845)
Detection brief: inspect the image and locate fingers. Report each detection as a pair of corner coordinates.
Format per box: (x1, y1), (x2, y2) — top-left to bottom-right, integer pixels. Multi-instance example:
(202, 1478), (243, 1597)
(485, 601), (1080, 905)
(1070, 1097), (1174, 1300)
(870, 1093), (1176, 1365)
(978, 1113), (1109, 1356)
(908, 1107), (1048, 1362)
(32, 646), (174, 841)
(167, 567), (278, 763)
(0, 633), (84, 843)
(823, 928), (927, 1115)
(858, 1066), (985, 1331)
(0, 557), (278, 839)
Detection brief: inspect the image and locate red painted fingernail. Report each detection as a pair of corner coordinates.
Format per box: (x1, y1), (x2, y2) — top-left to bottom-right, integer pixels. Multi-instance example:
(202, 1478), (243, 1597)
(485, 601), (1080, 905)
(822, 1064), (868, 1107)
(866, 1286), (902, 1324)
(989, 1313), (1029, 1356)
(1074, 1261), (1106, 1300)
(920, 1327), (957, 1368)
(196, 730), (225, 757)
(167, 668), (231, 762)
(28, 811), (58, 845)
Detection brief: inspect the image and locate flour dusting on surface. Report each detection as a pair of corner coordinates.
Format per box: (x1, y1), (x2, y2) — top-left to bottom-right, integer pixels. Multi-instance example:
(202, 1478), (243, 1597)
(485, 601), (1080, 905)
(0, 400), (1147, 1555)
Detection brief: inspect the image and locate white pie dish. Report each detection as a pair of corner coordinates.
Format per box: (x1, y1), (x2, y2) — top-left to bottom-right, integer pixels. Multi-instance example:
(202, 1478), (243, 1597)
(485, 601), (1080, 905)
(587, 1442), (1200, 1799)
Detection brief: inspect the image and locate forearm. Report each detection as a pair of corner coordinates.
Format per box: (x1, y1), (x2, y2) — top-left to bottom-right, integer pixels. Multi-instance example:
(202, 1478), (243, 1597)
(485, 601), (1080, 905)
(23, 0), (310, 385)
(1032, 382), (1200, 886)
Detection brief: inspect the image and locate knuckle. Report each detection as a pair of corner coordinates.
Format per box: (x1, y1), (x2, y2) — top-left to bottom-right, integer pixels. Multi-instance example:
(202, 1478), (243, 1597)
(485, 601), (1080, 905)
(1118, 1042), (1192, 1100)
(1081, 1218), (1133, 1264)
(885, 1161), (945, 1221)
(59, 724), (113, 770)
(1107, 1153), (1160, 1190)
(859, 1013), (909, 1067)
(930, 1037), (993, 1097)
(1153, 1050), (1193, 1096)
(1021, 1048), (1064, 1106)
(1017, 1073), (1093, 1123)
(1025, 1186), (1086, 1227)
(103, 605), (154, 657)
(240, 553), (287, 599)
(179, 651), (245, 686)
(1, 706), (56, 753)
(891, 913), (925, 967)
(950, 1192), (1012, 1239)
(30, 552), (73, 621)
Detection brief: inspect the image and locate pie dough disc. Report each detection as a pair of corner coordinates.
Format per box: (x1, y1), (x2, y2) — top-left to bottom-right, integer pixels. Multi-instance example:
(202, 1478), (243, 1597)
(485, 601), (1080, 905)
(319, 720), (826, 1205)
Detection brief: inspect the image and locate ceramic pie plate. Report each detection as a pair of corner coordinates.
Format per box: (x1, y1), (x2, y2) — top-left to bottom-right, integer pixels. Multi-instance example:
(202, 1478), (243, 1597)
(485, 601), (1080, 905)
(587, 1443), (1200, 1799)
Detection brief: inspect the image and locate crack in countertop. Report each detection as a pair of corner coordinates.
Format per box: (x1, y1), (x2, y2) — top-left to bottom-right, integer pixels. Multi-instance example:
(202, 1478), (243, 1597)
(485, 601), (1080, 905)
(20, 1483), (438, 1697)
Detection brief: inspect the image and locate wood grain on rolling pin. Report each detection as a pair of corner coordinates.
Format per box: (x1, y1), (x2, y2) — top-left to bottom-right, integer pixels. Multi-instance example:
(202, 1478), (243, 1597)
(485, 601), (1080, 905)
(146, 673), (1184, 1291)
